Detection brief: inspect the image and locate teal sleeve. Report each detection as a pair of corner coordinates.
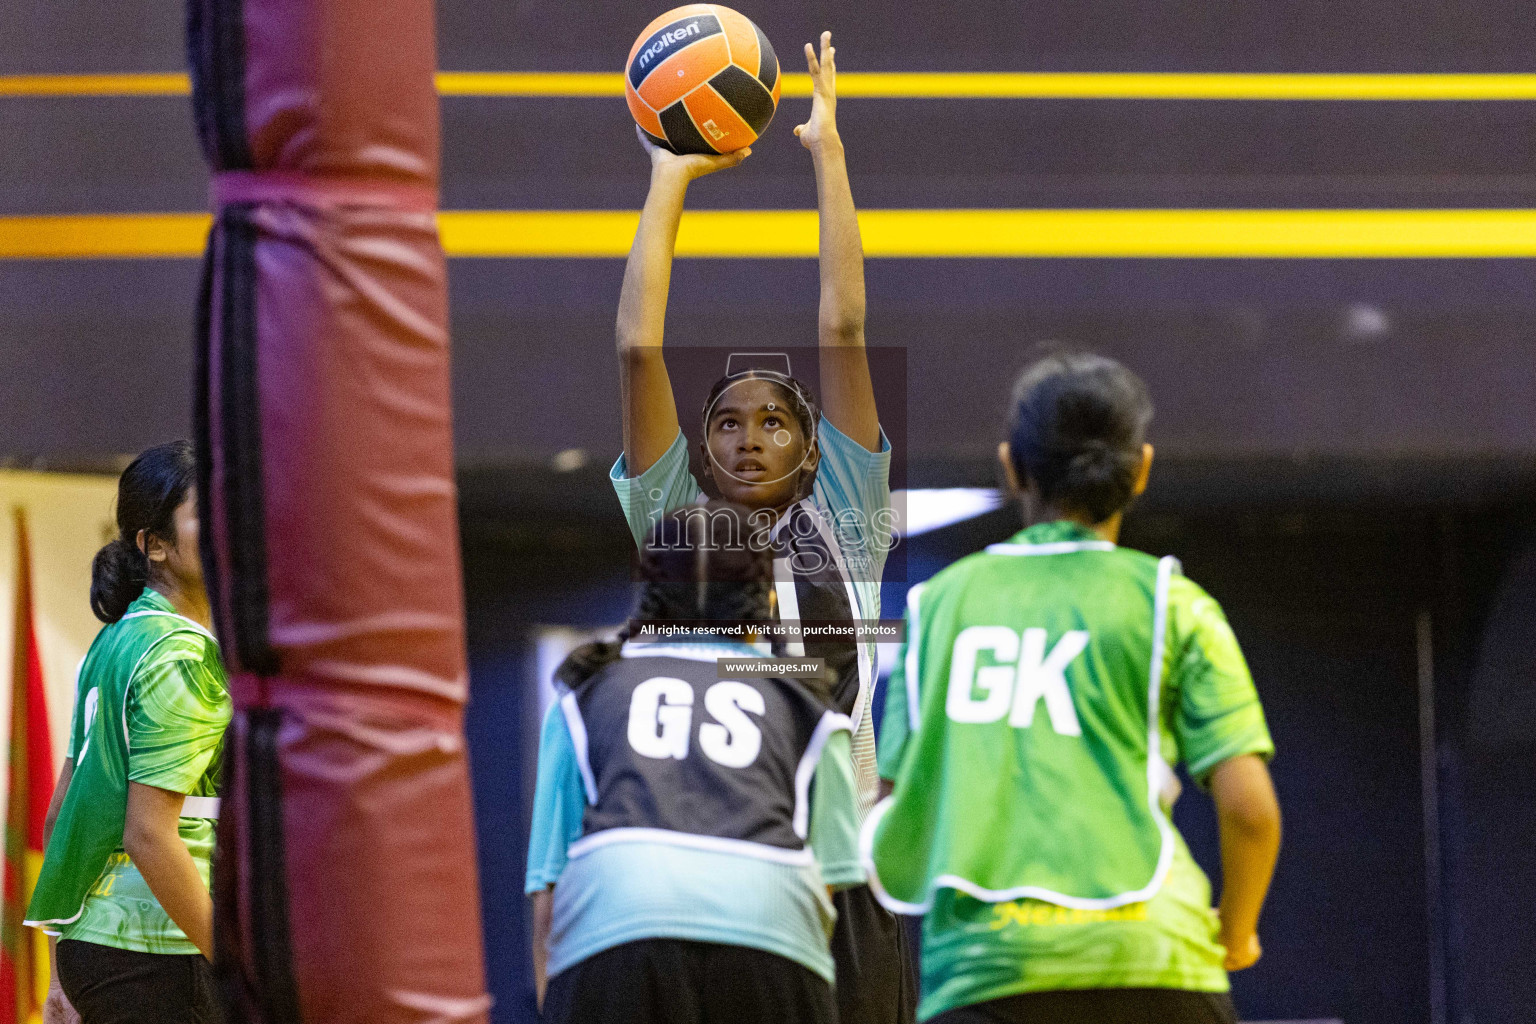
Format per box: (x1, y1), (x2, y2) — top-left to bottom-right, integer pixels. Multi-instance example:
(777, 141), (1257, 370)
(1166, 576), (1276, 784)
(878, 582), (927, 779)
(126, 634), (231, 794)
(877, 654), (910, 781)
(810, 416), (893, 587)
(608, 431), (706, 547)
(525, 702), (588, 894)
(807, 729), (864, 889)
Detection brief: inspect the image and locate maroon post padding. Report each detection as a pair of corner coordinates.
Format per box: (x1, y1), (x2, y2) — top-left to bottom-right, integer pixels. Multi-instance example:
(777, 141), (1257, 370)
(188, 0), (490, 1020)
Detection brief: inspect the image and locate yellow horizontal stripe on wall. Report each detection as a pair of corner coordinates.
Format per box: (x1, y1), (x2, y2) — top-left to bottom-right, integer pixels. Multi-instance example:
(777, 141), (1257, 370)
(856, 209), (1536, 258)
(438, 210), (823, 257)
(822, 72), (1536, 100)
(0, 73), (192, 96)
(9, 71), (1536, 100)
(435, 72), (619, 96)
(0, 214), (211, 258)
(6, 210), (1536, 260)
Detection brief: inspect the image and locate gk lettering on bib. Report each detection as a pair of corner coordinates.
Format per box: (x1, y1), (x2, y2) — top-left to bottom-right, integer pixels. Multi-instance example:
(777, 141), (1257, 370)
(945, 626), (1087, 735)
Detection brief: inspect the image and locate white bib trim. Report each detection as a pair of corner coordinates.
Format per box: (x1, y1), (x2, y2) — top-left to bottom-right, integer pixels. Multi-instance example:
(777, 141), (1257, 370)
(180, 796), (221, 820)
(862, 554), (1180, 914)
(984, 540), (1116, 556)
(792, 710), (853, 839)
(618, 641), (772, 664)
(118, 609), (217, 641)
(559, 692), (600, 805)
(568, 827), (815, 867)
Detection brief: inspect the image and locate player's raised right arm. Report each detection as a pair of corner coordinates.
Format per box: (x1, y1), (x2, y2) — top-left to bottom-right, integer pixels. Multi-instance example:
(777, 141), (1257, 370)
(617, 130), (750, 475)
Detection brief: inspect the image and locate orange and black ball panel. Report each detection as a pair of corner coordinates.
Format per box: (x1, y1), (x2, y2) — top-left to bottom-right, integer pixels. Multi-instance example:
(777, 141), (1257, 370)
(625, 5), (780, 155)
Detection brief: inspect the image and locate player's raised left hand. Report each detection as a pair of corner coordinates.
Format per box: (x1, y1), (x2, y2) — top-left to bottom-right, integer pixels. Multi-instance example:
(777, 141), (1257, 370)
(794, 31), (840, 152)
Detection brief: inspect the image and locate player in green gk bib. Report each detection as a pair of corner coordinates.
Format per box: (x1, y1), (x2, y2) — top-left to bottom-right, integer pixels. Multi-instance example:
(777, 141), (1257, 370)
(27, 442), (231, 1024)
(867, 353), (1283, 1024)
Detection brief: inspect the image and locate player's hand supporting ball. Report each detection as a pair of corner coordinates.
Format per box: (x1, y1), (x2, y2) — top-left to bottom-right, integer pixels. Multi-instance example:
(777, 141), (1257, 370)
(636, 124), (750, 181)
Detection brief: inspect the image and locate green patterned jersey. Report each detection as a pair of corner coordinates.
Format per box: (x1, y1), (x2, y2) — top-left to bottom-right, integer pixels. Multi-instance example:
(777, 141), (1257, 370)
(871, 521), (1273, 1019)
(31, 588), (230, 955)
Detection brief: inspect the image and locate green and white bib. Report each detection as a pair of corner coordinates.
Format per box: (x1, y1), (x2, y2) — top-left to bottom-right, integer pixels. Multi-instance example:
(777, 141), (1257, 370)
(864, 522), (1180, 912)
(27, 588), (227, 952)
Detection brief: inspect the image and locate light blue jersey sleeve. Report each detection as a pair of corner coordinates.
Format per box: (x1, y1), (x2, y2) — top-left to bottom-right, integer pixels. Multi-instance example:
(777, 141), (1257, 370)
(877, 654), (910, 781)
(877, 581), (926, 780)
(524, 702), (589, 894)
(811, 417), (894, 588)
(609, 431), (706, 547)
(807, 729), (865, 888)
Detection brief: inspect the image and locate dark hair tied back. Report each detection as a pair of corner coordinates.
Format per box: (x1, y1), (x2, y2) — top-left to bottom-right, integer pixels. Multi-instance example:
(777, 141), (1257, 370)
(557, 501), (776, 689)
(1007, 350), (1153, 524)
(90, 440), (196, 623)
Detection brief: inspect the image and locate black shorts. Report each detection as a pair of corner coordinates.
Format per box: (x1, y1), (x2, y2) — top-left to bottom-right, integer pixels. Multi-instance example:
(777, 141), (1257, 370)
(929, 988), (1237, 1024)
(543, 938), (836, 1024)
(830, 883), (918, 1024)
(56, 939), (224, 1024)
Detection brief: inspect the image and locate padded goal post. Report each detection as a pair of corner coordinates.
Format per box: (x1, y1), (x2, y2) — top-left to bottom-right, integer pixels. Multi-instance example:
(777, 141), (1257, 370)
(187, 0), (490, 1019)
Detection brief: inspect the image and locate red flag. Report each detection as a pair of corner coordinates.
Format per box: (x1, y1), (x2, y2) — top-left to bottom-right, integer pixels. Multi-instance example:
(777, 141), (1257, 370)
(3, 512), (54, 1024)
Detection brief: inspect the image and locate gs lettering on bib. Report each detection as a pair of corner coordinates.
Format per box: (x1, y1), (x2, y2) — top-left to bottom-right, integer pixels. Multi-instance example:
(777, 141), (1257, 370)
(561, 644), (849, 862)
(624, 677), (767, 767)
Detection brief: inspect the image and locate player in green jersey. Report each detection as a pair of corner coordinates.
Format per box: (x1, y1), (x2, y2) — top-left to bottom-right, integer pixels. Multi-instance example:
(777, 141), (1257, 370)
(30, 441), (231, 1024)
(867, 352), (1283, 1024)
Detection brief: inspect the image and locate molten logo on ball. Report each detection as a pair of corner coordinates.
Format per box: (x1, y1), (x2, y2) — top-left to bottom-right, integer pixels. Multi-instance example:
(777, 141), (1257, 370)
(637, 21), (702, 69)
